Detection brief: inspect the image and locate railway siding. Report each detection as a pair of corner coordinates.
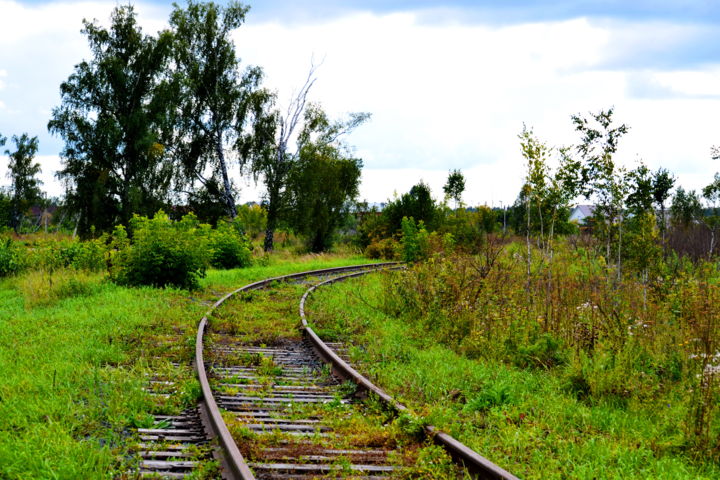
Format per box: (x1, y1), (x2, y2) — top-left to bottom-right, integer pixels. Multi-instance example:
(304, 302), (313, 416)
(192, 263), (517, 479)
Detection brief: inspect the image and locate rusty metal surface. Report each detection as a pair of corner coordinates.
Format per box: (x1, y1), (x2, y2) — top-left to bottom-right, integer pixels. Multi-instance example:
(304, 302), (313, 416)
(196, 316), (256, 480)
(209, 339), (404, 479)
(299, 269), (521, 480)
(194, 263), (399, 479)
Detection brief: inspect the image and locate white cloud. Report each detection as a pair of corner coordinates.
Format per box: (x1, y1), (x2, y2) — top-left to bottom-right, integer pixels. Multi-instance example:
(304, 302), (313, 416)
(233, 12), (720, 203)
(2, 2), (720, 205)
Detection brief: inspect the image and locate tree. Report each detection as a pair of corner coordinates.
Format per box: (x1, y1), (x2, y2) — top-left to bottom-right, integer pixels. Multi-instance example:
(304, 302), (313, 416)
(282, 104), (367, 252)
(626, 163), (654, 217)
(702, 173), (720, 256)
(251, 65), (369, 251)
(170, 0), (270, 218)
(251, 66), (316, 252)
(519, 125), (550, 266)
(382, 181), (438, 234)
(652, 167), (675, 245)
(5, 134), (42, 233)
(670, 187), (702, 229)
(48, 5), (175, 236)
(443, 169), (465, 208)
(516, 128), (576, 259)
(285, 138), (362, 252)
(571, 108), (629, 276)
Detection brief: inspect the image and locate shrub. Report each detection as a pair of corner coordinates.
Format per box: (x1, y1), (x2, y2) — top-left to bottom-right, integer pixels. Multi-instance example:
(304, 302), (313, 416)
(400, 216), (429, 262)
(0, 237), (24, 276)
(364, 237), (399, 260)
(208, 221), (252, 269)
(55, 238), (107, 271)
(235, 204), (267, 239)
(110, 211), (210, 289)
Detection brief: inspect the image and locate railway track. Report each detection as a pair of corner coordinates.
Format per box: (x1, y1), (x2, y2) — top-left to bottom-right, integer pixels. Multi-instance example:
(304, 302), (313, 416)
(135, 263), (518, 479)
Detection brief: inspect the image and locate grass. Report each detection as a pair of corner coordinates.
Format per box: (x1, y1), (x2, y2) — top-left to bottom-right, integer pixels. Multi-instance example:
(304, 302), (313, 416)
(0, 251), (377, 479)
(206, 265), (463, 478)
(305, 267), (720, 480)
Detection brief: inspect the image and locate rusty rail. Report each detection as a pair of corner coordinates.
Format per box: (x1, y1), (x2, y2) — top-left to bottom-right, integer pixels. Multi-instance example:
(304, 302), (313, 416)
(299, 269), (519, 480)
(194, 262), (399, 480)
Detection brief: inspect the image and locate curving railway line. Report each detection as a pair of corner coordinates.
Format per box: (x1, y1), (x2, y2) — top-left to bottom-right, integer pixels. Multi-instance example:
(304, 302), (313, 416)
(135, 263), (518, 480)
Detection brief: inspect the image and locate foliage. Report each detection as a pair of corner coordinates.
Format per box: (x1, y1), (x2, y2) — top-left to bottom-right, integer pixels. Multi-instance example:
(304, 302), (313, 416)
(652, 167), (675, 240)
(235, 203), (267, 239)
(515, 127), (577, 248)
(671, 187), (703, 229)
(623, 212), (661, 274)
(364, 237), (399, 260)
(284, 118), (364, 252)
(5, 134), (43, 233)
(382, 182), (438, 234)
(309, 243), (720, 478)
(208, 220), (252, 269)
(48, 5), (176, 236)
(443, 169), (465, 207)
(437, 206), (495, 253)
(251, 70), (369, 251)
(0, 238), (24, 276)
(110, 211), (210, 289)
(571, 108), (629, 269)
(400, 217), (429, 262)
(626, 163), (654, 216)
(170, 0), (270, 218)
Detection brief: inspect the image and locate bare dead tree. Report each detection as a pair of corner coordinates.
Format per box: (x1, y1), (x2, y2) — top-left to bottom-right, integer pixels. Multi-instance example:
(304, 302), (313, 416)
(254, 62), (319, 252)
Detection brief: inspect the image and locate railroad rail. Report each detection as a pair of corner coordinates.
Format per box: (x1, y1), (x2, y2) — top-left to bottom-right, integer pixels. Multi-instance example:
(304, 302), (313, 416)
(176, 262), (517, 479)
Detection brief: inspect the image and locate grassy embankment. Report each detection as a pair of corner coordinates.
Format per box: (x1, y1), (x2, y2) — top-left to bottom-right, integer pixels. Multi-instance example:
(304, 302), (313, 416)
(0, 252), (374, 479)
(306, 244), (720, 480)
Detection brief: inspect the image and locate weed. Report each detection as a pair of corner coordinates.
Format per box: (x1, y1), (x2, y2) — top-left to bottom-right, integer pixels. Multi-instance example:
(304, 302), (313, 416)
(306, 245), (720, 479)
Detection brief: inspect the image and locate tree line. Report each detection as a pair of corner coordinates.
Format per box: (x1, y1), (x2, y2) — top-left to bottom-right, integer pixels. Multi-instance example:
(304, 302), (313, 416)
(2, 1), (367, 252)
(3, 3), (720, 259)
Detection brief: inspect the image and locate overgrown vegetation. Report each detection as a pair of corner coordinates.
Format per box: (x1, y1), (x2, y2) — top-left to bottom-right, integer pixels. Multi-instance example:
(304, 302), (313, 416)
(0, 247), (376, 479)
(307, 243), (720, 479)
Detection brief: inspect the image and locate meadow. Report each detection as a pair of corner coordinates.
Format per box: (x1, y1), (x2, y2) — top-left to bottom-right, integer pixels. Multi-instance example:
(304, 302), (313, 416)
(306, 238), (720, 479)
(0, 241), (373, 479)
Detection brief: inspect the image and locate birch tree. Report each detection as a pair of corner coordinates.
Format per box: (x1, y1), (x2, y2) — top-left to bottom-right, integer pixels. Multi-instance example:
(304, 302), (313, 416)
(251, 65), (369, 251)
(48, 5), (175, 235)
(170, 0), (270, 218)
(5, 134), (43, 233)
(572, 108), (629, 277)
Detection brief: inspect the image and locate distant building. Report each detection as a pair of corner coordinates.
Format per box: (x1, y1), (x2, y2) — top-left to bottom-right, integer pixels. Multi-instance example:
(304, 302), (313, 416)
(569, 205), (595, 225)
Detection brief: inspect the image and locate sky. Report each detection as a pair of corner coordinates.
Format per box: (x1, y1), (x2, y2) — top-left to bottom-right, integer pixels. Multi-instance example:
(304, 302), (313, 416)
(1, 0), (720, 207)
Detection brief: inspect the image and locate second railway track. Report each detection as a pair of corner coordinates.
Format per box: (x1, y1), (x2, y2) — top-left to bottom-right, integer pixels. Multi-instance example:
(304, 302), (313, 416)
(182, 263), (517, 479)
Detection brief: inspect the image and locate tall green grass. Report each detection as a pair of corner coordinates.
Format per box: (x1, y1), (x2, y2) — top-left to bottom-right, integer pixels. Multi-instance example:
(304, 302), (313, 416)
(0, 253), (375, 479)
(306, 263), (720, 479)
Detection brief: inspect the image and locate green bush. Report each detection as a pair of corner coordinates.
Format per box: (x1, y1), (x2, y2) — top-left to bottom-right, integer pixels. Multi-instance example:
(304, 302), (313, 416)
(235, 204), (267, 239)
(0, 237), (24, 276)
(364, 237), (399, 260)
(54, 238), (107, 271)
(400, 216), (429, 262)
(110, 211), (210, 289)
(208, 221), (252, 269)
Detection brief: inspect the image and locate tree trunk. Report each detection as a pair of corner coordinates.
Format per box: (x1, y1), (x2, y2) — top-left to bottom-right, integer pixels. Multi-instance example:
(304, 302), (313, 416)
(526, 196), (532, 305)
(709, 226), (715, 258)
(660, 203), (666, 249)
(263, 185), (280, 252)
(216, 135), (237, 218)
(10, 196), (20, 234)
(617, 216), (623, 283)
